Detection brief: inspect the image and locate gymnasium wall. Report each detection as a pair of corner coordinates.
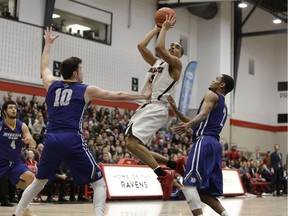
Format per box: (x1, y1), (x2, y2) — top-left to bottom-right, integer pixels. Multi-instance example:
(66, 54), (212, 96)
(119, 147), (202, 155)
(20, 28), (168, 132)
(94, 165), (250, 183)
(0, 0), (287, 161)
(230, 3), (287, 156)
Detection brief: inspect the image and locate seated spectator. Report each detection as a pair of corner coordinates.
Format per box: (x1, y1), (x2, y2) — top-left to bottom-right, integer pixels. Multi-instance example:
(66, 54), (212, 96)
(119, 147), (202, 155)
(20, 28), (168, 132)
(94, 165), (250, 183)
(16, 96), (27, 112)
(26, 150), (38, 174)
(124, 152), (131, 159)
(29, 95), (38, 108)
(22, 111), (35, 131)
(31, 103), (38, 118)
(82, 121), (90, 139)
(239, 159), (249, 175)
(89, 113), (98, 127)
(19, 103), (30, 120)
(228, 144), (241, 161)
(222, 159), (229, 169)
(259, 163), (272, 182)
(162, 147), (169, 159)
(249, 160), (258, 178)
(111, 152), (123, 164)
(252, 146), (262, 161)
(87, 139), (96, 159)
(32, 113), (46, 136)
(34, 143), (44, 163)
(228, 159), (236, 169)
(3, 92), (12, 102)
(239, 159), (250, 191)
(100, 152), (112, 164)
(33, 133), (42, 145)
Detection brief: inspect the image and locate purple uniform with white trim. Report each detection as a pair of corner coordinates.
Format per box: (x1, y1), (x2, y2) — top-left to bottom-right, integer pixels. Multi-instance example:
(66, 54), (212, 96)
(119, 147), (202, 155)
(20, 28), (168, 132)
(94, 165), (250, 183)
(183, 91), (227, 196)
(0, 120), (29, 185)
(36, 81), (103, 185)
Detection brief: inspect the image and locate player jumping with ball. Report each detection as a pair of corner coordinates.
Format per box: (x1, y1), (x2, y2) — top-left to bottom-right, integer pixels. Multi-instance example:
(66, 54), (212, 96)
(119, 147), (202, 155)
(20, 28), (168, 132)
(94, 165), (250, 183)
(125, 14), (184, 200)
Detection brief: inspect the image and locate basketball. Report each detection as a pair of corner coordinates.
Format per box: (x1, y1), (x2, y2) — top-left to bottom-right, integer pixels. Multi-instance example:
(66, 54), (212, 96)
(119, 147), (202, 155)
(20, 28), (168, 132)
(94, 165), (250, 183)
(154, 7), (176, 27)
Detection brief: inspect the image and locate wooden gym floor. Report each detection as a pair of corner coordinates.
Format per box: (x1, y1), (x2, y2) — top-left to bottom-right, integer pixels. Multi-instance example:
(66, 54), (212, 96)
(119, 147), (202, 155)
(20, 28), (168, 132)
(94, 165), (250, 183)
(0, 195), (287, 216)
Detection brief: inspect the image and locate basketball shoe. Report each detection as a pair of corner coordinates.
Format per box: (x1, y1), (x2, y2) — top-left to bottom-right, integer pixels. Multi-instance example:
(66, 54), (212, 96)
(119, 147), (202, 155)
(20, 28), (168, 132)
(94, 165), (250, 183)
(157, 169), (175, 200)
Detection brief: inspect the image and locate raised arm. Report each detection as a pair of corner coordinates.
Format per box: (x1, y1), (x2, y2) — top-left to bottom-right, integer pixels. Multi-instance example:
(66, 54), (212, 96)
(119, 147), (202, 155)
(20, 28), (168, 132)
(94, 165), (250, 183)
(137, 26), (160, 66)
(155, 15), (182, 74)
(22, 123), (36, 149)
(175, 91), (218, 134)
(41, 27), (59, 91)
(84, 84), (152, 103)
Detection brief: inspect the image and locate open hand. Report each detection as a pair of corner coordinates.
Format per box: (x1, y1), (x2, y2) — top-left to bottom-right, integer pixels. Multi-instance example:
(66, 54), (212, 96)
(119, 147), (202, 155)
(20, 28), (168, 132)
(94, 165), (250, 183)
(44, 27), (59, 45)
(174, 122), (189, 135)
(162, 14), (176, 30)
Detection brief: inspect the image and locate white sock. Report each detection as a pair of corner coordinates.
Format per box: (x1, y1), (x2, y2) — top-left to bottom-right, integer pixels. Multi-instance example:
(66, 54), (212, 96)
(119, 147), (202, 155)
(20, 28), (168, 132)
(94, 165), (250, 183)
(90, 178), (106, 216)
(15, 178), (47, 216)
(221, 210), (231, 216)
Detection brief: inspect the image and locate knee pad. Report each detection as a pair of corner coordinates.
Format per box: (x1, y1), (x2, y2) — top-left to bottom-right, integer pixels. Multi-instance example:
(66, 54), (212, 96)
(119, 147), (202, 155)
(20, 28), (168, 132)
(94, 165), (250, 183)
(182, 186), (202, 211)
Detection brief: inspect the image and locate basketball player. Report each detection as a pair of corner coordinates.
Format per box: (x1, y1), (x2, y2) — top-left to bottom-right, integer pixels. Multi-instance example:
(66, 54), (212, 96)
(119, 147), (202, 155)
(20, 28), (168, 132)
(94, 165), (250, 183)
(125, 14), (183, 200)
(0, 101), (36, 216)
(169, 74), (234, 216)
(13, 27), (151, 216)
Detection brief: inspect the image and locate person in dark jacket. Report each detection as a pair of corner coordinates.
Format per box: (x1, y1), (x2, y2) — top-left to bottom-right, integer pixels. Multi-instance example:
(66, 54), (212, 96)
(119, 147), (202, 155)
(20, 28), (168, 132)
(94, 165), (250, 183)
(270, 144), (283, 196)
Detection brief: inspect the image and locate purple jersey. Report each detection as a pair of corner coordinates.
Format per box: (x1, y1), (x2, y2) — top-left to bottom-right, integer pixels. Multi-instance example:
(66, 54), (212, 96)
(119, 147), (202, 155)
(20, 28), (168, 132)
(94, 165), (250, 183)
(45, 81), (89, 133)
(0, 119), (23, 161)
(193, 91), (227, 141)
(37, 80), (103, 185)
(184, 91), (227, 195)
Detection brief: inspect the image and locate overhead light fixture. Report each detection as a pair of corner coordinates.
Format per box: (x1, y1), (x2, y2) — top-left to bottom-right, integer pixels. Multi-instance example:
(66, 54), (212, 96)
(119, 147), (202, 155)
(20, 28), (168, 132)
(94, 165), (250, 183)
(238, 0), (247, 8)
(273, 16), (282, 24)
(52, 13), (60, 19)
(67, 24), (91, 32)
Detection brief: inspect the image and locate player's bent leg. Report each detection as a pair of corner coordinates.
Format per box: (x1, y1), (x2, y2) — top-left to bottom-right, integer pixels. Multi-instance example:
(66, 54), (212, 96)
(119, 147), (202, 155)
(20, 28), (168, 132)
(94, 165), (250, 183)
(90, 178), (106, 216)
(200, 194), (230, 216)
(14, 178), (48, 216)
(126, 135), (158, 169)
(16, 171), (35, 190)
(182, 186), (203, 216)
(150, 151), (169, 165)
(126, 135), (175, 200)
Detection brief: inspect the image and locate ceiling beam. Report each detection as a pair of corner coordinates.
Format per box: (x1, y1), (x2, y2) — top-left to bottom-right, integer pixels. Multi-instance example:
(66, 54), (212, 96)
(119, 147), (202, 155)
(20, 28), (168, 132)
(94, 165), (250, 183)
(242, 29), (288, 37)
